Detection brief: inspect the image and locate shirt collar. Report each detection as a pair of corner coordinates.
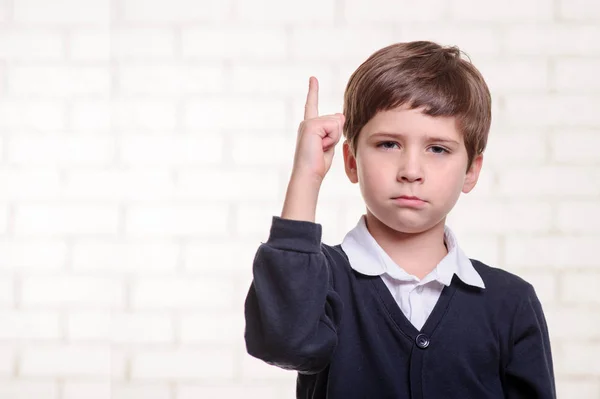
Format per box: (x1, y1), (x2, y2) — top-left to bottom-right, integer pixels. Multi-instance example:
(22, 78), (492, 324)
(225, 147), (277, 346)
(340, 215), (485, 289)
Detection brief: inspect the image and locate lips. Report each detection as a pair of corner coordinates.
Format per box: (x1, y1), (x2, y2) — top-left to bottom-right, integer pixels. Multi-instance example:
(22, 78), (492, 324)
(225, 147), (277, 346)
(396, 195), (424, 201)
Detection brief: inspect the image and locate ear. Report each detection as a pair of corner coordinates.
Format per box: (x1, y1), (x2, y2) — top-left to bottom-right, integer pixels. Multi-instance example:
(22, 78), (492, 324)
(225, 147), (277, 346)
(343, 140), (359, 184)
(462, 153), (483, 194)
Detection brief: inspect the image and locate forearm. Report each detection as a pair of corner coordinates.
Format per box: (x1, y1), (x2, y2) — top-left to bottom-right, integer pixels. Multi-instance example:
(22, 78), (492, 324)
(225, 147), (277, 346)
(280, 171), (323, 223)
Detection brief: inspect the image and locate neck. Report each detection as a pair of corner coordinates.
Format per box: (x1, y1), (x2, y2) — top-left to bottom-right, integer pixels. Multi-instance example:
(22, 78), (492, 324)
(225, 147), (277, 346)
(364, 211), (448, 280)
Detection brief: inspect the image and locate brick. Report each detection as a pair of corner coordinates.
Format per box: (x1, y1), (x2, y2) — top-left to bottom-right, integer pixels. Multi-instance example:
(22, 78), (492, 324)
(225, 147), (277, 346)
(67, 311), (111, 340)
(505, 25), (600, 56)
(497, 166), (600, 197)
(504, 95), (600, 126)
(0, 311), (60, 339)
(0, 65), (5, 95)
(513, 270), (557, 305)
(131, 277), (234, 310)
(179, 384), (285, 399)
(241, 353), (297, 381)
(231, 64), (335, 95)
(550, 130), (600, 164)
(14, 205), (119, 236)
(0, 30), (64, 60)
(118, 64), (224, 95)
(8, 65), (110, 96)
(125, 205), (229, 237)
(123, 0), (230, 22)
(556, 378), (600, 398)
(22, 276), (124, 307)
(131, 348), (236, 380)
(63, 382), (110, 399)
(477, 60), (549, 92)
(111, 349), (128, 380)
(184, 98), (287, 131)
(451, 0), (553, 21)
(14, 0), (109, 24)
(559, 0), (600, 19)
(0, 169), (61, 201)
(120, 135), (223, 166)
(0, 0), (8, 21)
(112, 313), (173, 344)
(345, 0), (446, 22)
(63, 169), (174, 202)
(0, 346), (15, 375)
(8, 135), (114, 166)
(182, 27), (286, 60)
(560, 342), (600, 374)
(506, 236), (598, 269)
(456, 234), (501, 267)
(112, 28), (176, 60)
(0, 100), (65, 131)
(484, 131), (547, 168)
(21, 345), (111, 377)
(230, 134), (295, 167)
(560, 271), (600, 305)
(555, 60), (600, 92)
(0, 278), (14, 306)
(0, 203), (7, 235)
(235, 202), (285, 238)
(72, 239), (178, 274)
(237, 0), (334, 23)
(175, 169), (280, 201)
(398, 25), (501, 57)
(180, 312), (244, 344)
(71, 100), (111, 131)
(545, 305), (600, 341)
(556, 201), (600, 234)
(112, 99), (178, 131)
(289, 27), (394, 62)
(183, 239), (261, 274)
(448, 199), (553, 234)
(111, 383), (171, 399)
(69, 30), (110, 61)
(0, 382), (58, 399)
(0, 239), (67, 271)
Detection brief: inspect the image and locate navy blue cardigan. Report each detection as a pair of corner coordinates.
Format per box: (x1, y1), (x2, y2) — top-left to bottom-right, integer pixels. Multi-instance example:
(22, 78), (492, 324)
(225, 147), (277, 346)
(244, 216), (556, 399)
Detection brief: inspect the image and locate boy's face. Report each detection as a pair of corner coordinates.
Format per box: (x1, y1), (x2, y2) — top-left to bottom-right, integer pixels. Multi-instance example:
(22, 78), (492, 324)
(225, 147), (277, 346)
(343, 105), (483, 234)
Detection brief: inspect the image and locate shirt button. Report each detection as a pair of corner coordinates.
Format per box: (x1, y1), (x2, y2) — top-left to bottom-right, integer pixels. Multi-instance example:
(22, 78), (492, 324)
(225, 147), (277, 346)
(416, 285), (424, 294)
(415, 333), (430, 349)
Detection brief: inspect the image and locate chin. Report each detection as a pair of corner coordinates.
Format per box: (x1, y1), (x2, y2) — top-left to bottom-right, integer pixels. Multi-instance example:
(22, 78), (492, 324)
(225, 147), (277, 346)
(370, 208), (436, 234)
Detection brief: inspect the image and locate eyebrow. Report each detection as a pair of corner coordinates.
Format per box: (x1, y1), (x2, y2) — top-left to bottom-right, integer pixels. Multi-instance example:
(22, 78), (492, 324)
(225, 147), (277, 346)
(369, 132), (460, 146)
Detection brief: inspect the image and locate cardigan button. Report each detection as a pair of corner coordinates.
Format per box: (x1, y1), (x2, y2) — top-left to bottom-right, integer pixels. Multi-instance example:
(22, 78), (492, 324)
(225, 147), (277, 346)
(415, 334), (430, 349)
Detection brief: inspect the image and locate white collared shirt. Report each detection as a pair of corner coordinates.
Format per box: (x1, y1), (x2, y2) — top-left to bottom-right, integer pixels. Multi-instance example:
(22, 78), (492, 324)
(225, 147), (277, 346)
(340, 215), (485, 331)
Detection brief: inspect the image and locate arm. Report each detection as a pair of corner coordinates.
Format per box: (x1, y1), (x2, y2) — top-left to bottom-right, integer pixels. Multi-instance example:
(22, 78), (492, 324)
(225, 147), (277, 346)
(504, 284), (556, 399)
(244, 215), (342, 374)
(244, 76), (345, 374)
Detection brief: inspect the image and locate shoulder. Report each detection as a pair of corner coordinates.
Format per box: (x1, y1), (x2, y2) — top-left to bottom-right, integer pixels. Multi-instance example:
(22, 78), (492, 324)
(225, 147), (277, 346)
(469, 258), (536, 302)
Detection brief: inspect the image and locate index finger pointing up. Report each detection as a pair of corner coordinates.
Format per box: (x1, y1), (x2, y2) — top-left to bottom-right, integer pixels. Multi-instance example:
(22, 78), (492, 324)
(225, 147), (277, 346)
(304, 76), (319, 120)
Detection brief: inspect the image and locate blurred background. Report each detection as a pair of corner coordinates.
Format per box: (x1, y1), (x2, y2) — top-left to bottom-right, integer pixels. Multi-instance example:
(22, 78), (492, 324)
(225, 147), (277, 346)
(0, 0), (599, 398)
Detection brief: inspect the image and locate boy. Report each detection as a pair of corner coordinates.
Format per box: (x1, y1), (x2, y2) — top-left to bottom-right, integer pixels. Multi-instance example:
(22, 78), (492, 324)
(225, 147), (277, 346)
(244, 41), (555, 398)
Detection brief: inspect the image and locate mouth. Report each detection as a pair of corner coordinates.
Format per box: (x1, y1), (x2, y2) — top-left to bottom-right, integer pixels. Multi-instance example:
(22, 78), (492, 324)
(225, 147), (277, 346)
(392, 196), (427, 207)
(394, 195), (425, 201)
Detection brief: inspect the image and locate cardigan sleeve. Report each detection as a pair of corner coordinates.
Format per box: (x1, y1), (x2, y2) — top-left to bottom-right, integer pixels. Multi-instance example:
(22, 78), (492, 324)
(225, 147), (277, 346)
(243, 216), (343, 374)
(504, 283), (556, 398)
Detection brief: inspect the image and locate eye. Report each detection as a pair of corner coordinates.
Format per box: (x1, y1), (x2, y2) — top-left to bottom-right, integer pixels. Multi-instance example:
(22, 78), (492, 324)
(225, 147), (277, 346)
(429, 146), (449, 154)
(377, 141), (399, 150)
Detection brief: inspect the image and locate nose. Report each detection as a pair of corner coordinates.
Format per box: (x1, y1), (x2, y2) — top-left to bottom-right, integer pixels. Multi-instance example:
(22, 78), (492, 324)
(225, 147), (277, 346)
(397, 151), (423, 183)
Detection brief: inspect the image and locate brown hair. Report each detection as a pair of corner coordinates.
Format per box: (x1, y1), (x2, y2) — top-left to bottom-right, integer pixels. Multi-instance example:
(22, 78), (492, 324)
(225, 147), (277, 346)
(343, 41), (491, 170)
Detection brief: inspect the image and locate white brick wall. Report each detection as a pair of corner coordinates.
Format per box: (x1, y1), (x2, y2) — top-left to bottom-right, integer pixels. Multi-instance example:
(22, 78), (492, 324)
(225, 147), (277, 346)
(0, 0), (599, 397)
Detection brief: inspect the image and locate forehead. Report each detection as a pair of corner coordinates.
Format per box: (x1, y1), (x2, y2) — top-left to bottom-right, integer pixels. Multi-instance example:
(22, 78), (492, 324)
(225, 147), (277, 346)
(360, 106), (462, 142)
